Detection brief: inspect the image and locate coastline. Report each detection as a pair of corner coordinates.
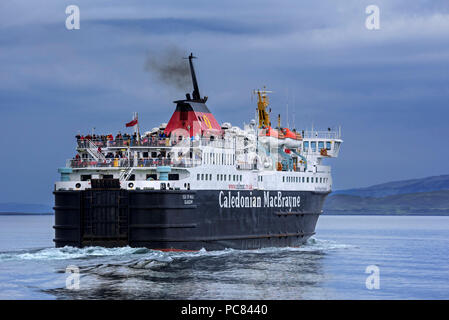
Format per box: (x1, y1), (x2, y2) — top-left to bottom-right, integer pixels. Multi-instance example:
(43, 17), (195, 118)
(0, 212), (53, 216)
(1, 212), (448, 216)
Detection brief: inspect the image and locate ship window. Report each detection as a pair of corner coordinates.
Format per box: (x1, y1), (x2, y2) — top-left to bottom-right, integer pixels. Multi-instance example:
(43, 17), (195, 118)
(168, 174), (179, 180)
(318, 141), (324, 150)
(143, 152), (149, 158)
(151, 152), (157, 158)
(311, 142), (316, 151)
(81, 175), (91, 181)
(229, 174), (231, 181)
(201, 174), (204, 180)
(307, 177), (309, 183)
(147, 174), (157, 180)
(304, 141), (309, 151)
(283, 176), (285, 183)
(224, 175), (226, 181)
(320, 178), (322, 183)
(240, 175), (242, 181)
(302, 177), (305, 183)
(102, 174), (113, 179)
(128, 174), (135, 181)
(217, 174), (219, 181)
(197, 174), (200, 180)
(326, 141), (331, 150)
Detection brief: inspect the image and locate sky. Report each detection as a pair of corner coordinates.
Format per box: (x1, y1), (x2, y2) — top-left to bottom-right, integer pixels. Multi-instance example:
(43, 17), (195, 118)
(0, 0), (448, 206)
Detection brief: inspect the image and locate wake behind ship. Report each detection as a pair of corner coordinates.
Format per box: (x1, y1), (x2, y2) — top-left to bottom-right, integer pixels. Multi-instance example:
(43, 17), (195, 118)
(53, 54), (343, 251)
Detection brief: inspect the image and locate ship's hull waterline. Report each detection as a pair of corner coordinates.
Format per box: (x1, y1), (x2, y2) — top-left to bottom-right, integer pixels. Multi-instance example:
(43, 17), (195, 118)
(54, 189), (329, 251)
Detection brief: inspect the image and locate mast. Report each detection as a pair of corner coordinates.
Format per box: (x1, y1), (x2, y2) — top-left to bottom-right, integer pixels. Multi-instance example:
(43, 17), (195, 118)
(135, 112), (141, 145)
(188, 53), (201, 101)
(254, 87), (272, 128)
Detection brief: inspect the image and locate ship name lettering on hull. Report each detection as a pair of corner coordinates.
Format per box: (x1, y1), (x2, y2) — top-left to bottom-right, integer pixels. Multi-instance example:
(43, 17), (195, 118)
(219, 191), (301, 209)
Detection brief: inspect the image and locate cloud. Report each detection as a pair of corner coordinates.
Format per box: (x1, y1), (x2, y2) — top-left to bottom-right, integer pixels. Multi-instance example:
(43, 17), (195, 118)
(1, 0), (449, 204)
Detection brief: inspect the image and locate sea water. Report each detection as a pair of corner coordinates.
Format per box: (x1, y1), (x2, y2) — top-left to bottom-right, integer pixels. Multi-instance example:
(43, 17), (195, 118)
(0, 215), (448, 299)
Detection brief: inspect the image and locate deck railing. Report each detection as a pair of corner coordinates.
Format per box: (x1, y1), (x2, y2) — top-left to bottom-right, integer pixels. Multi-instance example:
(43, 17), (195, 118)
(301, 130), (341, 140)
(67, 157), (202, 169)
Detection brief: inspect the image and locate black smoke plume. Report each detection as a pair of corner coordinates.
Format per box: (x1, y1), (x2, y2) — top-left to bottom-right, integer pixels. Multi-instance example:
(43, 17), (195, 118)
(144, 46), (190, 90)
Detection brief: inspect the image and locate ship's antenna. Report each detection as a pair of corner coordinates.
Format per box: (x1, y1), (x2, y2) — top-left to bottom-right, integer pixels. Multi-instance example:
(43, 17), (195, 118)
(292, 91), (296, 130)
(286, 88), (289, 128)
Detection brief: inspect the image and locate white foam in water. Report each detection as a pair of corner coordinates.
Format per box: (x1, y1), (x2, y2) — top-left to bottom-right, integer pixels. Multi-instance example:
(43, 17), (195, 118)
(0, 246), (152, 261)
(0, 238), (354, 262)
(163, 237), (356, 259)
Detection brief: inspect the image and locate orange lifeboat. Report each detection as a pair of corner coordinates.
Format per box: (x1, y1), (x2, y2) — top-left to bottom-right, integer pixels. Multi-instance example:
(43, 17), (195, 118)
(259, 126), (286, 148)
(281, 128), (301, 148)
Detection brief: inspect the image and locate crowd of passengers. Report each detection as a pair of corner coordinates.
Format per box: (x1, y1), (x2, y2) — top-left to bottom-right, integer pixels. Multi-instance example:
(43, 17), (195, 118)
(71, 151), (179, 168)
(76, 131), (173, 148)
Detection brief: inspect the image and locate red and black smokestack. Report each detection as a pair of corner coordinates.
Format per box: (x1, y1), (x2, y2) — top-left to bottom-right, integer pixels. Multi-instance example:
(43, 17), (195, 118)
(164, 53), (220, 137)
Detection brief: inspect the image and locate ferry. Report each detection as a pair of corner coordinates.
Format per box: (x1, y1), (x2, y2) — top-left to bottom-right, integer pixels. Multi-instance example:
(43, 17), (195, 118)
(54, 54), (343, 250)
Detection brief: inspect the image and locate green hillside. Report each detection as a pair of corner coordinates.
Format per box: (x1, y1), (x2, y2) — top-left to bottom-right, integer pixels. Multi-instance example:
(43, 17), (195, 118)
(333, 174), (449, 198)
(324, 190), (449, 215)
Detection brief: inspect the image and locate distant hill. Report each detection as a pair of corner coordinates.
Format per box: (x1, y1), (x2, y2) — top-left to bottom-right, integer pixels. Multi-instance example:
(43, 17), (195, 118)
(0, 203), (53, 214)
(324, 190), (449, 215)
(333, 174), (449, 198)
(325, 174), (449, 215)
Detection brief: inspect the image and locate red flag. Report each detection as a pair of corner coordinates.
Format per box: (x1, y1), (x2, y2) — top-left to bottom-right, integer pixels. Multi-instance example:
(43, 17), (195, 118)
(126, 119), (138, 127)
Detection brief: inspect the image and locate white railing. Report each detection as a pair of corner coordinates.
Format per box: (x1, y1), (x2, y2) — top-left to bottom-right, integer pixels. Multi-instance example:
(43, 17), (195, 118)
(302, 130), (341, 140)
(66, 157), (202, 169)
(102, 137), (235, 150)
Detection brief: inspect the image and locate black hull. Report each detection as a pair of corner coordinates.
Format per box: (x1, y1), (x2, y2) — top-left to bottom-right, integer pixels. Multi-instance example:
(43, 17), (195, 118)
(54, 189), (329, 251)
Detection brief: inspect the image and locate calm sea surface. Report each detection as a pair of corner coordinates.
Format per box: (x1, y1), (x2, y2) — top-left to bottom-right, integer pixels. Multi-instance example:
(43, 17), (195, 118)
(0, 215), (448, 299)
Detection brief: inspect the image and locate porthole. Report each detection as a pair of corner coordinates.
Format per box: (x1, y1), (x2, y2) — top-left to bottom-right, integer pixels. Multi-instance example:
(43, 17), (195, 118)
(75, 183), (81, 189)
(128, 182), (134, 188)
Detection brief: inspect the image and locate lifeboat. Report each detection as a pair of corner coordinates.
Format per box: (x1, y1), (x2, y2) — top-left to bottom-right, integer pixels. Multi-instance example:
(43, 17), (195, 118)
(259, 126), (285, 148)
(281, 128), (301, 148)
